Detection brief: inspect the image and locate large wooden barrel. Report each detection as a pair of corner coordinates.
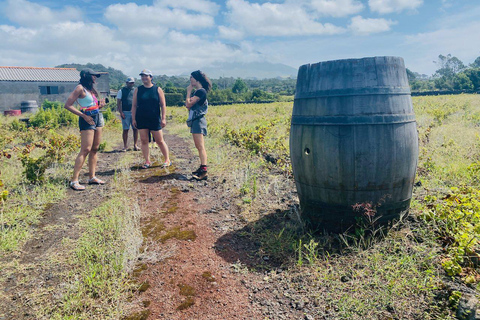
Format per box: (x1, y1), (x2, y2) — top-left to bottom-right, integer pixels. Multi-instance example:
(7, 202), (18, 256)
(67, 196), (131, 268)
(290, 56), (418, 231)
(20, 100), (39, 114)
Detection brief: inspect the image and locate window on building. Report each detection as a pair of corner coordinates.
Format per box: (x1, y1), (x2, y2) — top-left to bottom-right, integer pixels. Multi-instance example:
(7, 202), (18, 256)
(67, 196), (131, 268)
(39, 86), (59, 95)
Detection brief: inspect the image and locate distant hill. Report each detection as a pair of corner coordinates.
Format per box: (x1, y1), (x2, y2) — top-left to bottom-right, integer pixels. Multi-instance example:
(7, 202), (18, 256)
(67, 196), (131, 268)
(55, 63), (128, 90)
(185, 61), (298, 79)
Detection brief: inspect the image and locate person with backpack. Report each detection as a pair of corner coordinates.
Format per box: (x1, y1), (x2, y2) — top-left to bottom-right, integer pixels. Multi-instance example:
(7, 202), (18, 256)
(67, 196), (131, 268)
(131, 69), (171, 169)
(117, 77), (139, 152)
(64, 68), (106, 191)
(185, 70), (211, 180)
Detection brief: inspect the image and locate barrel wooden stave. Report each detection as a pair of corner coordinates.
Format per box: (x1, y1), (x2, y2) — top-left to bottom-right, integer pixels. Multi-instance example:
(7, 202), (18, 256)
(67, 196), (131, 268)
(290, 56), (418, 230)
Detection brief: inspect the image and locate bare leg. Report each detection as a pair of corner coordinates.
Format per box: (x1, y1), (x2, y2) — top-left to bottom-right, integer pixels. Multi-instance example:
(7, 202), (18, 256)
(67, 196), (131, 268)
(122, 129), (129, 149)
(133, 129), (139, 149)
(152, 130), (170, 163)
(88, 127), (103, 179)
(139, 129), (151, 163)
(72, 130), (95, 181)
(192, 133), (207, 165)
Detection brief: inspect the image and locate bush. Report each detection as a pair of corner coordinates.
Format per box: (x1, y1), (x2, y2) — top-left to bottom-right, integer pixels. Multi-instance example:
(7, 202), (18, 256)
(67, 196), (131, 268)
(30, 100), (76, 128)
(102, 108), (115, 122)
(422, 187), (480, 275)
(19, 133), (79, 183)
(10, 119), (26, 131)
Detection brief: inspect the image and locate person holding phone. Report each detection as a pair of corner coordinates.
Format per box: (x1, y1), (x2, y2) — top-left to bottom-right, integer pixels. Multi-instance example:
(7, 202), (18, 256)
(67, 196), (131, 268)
(64, 68), (106, 191)
(131, 69), (171, 169)
(185, 70), (211, 180)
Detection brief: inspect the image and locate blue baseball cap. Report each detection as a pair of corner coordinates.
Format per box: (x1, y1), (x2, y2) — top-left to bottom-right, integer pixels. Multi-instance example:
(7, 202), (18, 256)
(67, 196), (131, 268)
(126, 77), (135, 83)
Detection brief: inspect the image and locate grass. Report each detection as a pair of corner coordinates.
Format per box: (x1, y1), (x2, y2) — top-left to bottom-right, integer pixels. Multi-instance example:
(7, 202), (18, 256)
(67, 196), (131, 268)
(31, 145), (143, 319)
(0, 109), (145, 319)
(48, 197), (141, 319)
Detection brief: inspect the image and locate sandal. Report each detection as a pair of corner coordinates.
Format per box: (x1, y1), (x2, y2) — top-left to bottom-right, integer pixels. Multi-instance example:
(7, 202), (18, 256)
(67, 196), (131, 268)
(70, 181), (85, 191)
(88, 177), (105, 185)
(162, 161), (171, 168)
(141, 162), (151, 169)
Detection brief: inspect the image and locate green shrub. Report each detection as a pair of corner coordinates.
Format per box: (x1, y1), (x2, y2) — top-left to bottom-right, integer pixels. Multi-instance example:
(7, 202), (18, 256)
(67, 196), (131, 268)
(422, 187), (480, 275)
(30, 100), (76, 128)
(19, 133), (79, 183)
(102, 108), (115, 122)
(10, 119), (26, 131)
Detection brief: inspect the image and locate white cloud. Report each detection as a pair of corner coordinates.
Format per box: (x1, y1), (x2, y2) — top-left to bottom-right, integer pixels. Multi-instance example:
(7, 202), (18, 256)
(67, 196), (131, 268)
(218, 26), (245, 40)
(310, 0), (364, 17)
(0, 22), (123, 56)
(368, 0), (423, 14)
(104, 1), (216, 39)
(222, 0), (345, 38)
(4, 0), (83, 27)
(154, 0), (220, 15)
(349, 15), (396, 35)
(0, 21), (264, 76)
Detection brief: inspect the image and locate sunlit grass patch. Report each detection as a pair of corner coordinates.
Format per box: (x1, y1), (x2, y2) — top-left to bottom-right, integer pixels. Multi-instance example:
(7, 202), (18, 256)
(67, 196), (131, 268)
(45, 190), (142, 319)
(286, 232), (451, 320)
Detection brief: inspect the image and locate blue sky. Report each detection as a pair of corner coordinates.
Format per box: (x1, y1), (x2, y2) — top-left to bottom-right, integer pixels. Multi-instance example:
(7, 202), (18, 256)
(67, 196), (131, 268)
(0, 0), (478, 77)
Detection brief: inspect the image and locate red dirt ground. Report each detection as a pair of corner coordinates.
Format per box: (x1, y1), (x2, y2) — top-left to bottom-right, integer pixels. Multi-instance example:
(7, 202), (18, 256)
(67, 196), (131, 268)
(130, 133), (269, 320)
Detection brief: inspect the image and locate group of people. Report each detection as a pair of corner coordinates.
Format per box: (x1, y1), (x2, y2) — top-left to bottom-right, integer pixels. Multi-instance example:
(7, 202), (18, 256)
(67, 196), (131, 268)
(64, 68), (211, 191)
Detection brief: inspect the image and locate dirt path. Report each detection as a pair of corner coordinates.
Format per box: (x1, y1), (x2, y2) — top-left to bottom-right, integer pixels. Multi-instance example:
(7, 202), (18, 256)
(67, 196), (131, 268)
(130, 134), (271, 320)
(1, 132), (304, 320)
(0, 149), (123, 319)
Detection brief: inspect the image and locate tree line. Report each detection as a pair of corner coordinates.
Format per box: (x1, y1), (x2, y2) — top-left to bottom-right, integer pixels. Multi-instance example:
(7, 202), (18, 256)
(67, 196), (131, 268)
(407, 54), (480, 92)
(57, 63), (295, 105)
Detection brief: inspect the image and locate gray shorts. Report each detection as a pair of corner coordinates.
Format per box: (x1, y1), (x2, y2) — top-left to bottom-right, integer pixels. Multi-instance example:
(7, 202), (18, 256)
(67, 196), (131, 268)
(79, 112), (104, 131)
(190, 116), (207, 136)
(121, 111), (133, 130)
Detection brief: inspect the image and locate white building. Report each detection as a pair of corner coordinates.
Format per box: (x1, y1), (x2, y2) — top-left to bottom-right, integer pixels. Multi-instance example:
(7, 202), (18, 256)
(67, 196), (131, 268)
(0, 66), (109, 111)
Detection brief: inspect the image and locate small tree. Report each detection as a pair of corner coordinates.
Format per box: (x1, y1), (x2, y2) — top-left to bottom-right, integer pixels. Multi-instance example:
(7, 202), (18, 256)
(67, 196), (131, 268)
(232, 78), (248, 94)
(452, 73), (474, 91)
(434, 54), (465, 78)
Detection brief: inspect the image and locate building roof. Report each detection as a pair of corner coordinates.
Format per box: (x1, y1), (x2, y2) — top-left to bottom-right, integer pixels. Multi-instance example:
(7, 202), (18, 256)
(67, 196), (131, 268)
(0, 66), (81, 82)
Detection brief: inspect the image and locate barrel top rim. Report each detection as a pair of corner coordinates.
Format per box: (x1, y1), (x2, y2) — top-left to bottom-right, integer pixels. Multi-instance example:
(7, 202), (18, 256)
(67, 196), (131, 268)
(300, 56), (404, 68)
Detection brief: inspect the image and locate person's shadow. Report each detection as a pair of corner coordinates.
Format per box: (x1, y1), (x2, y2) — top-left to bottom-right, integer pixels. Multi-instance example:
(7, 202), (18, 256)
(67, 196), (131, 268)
(139, 173), (189, 184)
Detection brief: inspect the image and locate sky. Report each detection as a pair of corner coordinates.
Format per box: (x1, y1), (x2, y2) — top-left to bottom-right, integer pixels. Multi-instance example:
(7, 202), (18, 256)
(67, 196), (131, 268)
(0, 0), (478, 77)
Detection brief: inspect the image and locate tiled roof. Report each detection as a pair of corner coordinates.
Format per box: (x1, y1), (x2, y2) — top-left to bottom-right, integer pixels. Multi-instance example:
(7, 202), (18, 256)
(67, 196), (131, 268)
(0, 66), (80, 82)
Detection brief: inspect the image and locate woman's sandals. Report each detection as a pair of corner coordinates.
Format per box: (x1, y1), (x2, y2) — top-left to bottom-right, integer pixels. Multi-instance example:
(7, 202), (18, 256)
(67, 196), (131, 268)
(88, 177), (106, 185)
(70, 181), (85, 191)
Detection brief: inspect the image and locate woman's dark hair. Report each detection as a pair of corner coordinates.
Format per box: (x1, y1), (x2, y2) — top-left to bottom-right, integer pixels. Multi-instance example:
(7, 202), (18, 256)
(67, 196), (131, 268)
(191, 70), (212, 92)
(79, 74), (99, 97)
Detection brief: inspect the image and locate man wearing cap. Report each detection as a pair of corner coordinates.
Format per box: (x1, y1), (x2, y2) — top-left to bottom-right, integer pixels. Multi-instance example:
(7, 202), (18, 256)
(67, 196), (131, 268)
(117, 77), (138, 151)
